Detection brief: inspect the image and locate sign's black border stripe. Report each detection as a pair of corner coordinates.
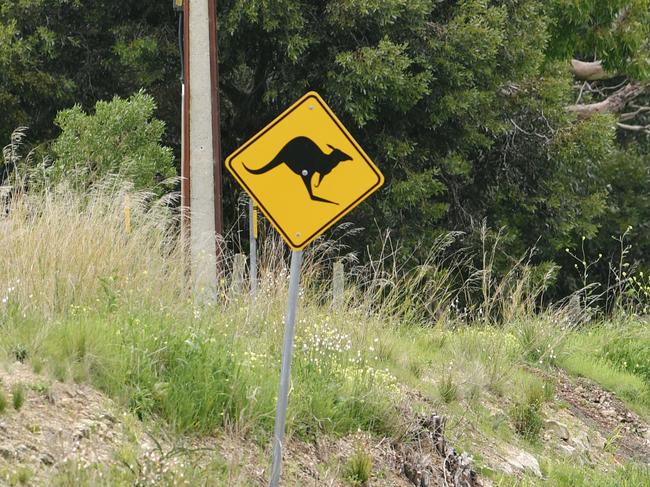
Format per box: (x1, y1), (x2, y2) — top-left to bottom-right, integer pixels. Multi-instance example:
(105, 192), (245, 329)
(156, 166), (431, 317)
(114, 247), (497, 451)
(225, 93), (383, 249)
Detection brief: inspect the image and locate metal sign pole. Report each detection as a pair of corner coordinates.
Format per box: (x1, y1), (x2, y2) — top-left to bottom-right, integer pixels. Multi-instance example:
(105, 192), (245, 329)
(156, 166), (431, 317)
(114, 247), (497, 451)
(269, 250), (303, 487)
(249, 198), (258, 296)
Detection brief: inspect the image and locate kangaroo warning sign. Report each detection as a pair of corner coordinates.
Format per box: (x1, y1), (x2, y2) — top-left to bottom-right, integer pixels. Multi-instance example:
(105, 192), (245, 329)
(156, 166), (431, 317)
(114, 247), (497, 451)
(225, 91), (384, 250)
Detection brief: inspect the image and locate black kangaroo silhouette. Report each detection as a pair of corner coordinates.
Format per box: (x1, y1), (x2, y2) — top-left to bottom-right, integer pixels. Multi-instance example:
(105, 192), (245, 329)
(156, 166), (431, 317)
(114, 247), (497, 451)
(243, 136), (352, 204)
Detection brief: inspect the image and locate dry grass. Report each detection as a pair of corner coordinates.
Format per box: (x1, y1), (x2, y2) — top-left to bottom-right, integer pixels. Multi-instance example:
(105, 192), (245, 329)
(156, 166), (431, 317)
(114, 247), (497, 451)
(1, 182), (185, 318)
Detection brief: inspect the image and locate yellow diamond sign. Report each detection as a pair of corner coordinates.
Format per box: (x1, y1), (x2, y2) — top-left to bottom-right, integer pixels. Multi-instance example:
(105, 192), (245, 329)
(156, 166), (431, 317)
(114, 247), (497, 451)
(225, 91), (384, 250)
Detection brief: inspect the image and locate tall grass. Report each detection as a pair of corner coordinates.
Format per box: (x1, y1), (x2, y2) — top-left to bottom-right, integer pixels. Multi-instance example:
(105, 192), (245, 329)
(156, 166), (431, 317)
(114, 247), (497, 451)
(0, 182), (405, 438)
(2, 171), (642, 445)
(0, 182), (185, 317)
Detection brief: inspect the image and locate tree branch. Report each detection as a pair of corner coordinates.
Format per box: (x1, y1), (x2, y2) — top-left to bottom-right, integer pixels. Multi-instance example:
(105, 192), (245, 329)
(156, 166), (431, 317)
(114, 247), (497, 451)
(616, 122), (650, 134)
(567, 82), (650, 119)
(619, 106), (650, 122)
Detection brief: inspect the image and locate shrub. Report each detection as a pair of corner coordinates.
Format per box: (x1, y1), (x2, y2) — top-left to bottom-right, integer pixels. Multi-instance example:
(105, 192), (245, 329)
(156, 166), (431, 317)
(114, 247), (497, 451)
(51, 91), (175, 192)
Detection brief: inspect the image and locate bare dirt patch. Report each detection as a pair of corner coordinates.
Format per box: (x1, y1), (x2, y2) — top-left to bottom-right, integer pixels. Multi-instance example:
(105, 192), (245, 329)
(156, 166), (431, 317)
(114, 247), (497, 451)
(553, 368), (650, 464)
(0, 362), (133, 485)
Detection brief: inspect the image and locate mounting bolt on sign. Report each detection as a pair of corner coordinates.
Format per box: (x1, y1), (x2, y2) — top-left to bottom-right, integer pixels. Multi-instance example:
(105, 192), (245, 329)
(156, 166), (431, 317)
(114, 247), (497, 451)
(225, 91), (384, 486)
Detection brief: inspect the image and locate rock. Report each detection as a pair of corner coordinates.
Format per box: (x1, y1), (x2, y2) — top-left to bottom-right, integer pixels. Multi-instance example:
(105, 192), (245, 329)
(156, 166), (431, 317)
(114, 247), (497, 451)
(500, 448), (542, 478)
(558, 444), (577, 456)
(621, 412), (634, 423)
(14, 443), (38, 461)
(100, 412), (117, 424)
(403, 453), (432, 487)
(571, 431), (591, 452)
(590, 431), (606, 450)
(545, 420), (570, 441)
(0, 446), (14, 460)
(601, 408), (617, 418)
(447, 451), (477, 486)
(73, 419), (96, 440)
(40, 452), (55, 466)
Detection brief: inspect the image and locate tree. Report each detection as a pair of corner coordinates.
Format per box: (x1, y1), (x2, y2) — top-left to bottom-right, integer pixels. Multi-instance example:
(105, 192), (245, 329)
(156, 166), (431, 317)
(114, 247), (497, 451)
(0, 1), (180, 148)
(2, 0), (650, 296)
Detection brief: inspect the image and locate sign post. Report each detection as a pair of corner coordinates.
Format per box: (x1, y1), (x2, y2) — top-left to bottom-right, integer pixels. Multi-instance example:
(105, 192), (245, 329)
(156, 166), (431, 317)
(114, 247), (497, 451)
(225, 91), (383, 486)
(269, 249), (303, 486)
(249, 198), (258, 296)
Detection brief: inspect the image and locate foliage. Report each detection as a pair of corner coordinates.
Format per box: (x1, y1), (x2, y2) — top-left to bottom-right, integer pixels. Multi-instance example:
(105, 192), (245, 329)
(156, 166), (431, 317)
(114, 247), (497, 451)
(2, 1), (650, 296)
(11, 384), (25, 411)
(0, 0), (180, 148)
(548, 0), (650, 79)
(0, 389), (6, 414)
(509, 377), (550, 441)
(3, 182), (650, 483)
(342, 446), (373, 486)
(51, 92), (175, 191)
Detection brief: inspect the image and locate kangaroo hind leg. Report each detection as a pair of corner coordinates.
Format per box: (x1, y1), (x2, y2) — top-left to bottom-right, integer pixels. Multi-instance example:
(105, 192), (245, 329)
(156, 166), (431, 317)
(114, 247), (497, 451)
(300, 174), (338, 205)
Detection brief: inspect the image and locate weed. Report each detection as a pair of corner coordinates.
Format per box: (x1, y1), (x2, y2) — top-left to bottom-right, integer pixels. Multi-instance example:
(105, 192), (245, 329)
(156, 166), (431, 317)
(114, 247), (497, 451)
(510, 401), (542, 441)
(510, 317), (567, 366)
(11, 384), (25, 411)
(342, 447), (373, 486)
(509, 378), (548, 441)
(14, 466), (32, 485)
(11, 345), (28, 364)
(0, 390), (6, 414)
(438, 373), (458, 404)
(603, 425), (624, 454)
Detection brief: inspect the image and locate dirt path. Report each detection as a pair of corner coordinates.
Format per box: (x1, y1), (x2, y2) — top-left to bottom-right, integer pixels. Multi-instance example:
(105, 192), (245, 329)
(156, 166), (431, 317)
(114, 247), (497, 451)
(552, 368), (650, 464)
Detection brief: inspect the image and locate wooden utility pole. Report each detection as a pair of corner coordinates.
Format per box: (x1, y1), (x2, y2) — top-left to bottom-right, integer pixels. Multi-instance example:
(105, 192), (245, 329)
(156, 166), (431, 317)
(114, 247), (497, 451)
(181, 0), (223, 299)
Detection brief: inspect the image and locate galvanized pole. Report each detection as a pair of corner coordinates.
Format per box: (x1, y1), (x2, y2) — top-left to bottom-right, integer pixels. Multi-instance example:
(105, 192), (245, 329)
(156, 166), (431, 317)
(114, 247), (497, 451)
(269, 250), (303, 487)
(249, 198), (258, 296)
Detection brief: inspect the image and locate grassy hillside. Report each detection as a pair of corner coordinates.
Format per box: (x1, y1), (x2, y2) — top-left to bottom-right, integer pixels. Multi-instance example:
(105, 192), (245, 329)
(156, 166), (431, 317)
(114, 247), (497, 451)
(1, 186), (649, 486)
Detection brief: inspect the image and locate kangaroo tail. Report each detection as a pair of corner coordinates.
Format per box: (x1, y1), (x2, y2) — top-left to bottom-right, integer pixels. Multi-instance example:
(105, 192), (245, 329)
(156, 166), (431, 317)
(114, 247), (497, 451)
(243, 155), (284, 175)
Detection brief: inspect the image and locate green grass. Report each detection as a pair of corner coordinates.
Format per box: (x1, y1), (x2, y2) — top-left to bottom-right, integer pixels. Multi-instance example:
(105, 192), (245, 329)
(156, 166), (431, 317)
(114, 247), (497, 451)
(601, 329), (650, 383)
(559, 324), (650, 413)
(0, 389), (6, 414)
(437, 374), (458, 403)
(342, 446), (373, 486)
(4, 185), (650, 485)
(11, 384), (25, 411)
(492, 462), (650, 486)
(1, 305), (401, 440)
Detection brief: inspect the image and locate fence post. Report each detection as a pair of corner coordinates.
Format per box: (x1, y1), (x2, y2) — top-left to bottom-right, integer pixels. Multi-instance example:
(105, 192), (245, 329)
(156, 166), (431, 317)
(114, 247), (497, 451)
(332, 260), (344, 307)
(231, 253), (247, 297)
